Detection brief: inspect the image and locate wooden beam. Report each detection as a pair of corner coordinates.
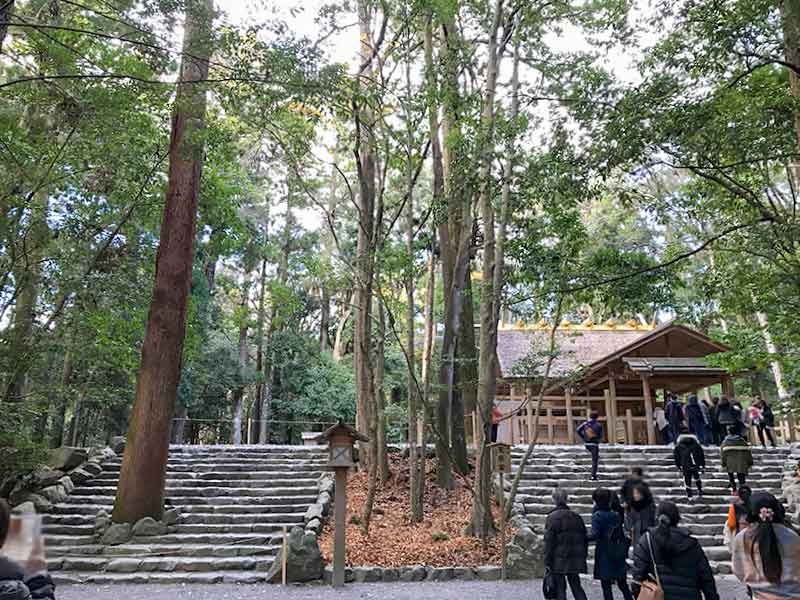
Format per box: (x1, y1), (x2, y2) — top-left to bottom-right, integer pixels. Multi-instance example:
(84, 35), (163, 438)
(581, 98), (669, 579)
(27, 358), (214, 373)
(565, 388), (575, 444)
(604, 390), (615, 445)
(626, 408), (634, 445)
(547, 406), (554, 444)
(642, 375), (656, 445)
(609, 374), (618, 444)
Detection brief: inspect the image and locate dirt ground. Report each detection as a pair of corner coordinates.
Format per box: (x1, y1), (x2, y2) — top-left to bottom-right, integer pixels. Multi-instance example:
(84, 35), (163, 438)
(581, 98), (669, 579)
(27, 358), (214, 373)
(317, 453), (512, 567)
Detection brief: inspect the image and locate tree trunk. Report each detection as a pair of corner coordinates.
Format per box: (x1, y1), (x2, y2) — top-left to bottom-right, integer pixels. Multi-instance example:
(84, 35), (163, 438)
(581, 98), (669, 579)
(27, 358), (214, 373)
(319, 286), (331, 352)
(332, 291), (353, 362)
(112, 0), (213, 524)
(0, 0), (13, 52)
(254, 253), (268, 442)
(469, 0), (505, 539)
(375, 302), (389, 483)
(417, 245), (436, 518)
(782, 0), (800, 187)
(259, 195), (293, 444)
(754, 310), (791, 402)
(50, 346), (73, 447)
(232, 264), (253, 445)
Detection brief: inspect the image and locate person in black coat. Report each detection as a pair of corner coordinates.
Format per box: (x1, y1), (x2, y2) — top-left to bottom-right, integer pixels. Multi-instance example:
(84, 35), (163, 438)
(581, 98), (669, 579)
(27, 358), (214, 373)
(544, 488), (588, 600)
(685, 395), (706, 444)
(631, 501), (719, 600)
(709, 396), (723, 445)
(665, 393), (684, 444)
(589, 488), (634, 600)
(715, 396), (738, 433)
(0, 500), (55, 600)
(674, 429), (705, 499)
(755, 397), (777, 448)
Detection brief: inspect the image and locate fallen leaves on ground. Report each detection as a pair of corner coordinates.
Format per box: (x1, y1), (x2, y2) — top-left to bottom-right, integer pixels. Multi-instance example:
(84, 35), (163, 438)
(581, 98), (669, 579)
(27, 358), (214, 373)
(318, 452), (514, 567)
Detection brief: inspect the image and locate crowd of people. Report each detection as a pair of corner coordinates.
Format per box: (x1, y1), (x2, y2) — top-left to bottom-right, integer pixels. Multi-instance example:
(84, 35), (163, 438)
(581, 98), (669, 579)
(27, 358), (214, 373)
(655, 393), (777, 449)
(543, 468), (800, 600)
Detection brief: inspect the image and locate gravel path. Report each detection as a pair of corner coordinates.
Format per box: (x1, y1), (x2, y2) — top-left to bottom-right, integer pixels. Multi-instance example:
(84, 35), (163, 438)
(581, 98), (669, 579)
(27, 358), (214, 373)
(59, 577), (750, 600)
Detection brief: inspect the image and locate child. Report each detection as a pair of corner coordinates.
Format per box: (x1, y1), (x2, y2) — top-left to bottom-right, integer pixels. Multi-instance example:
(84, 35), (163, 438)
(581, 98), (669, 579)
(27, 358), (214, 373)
(721, 425), (754, 492)
(724, 485), (752, 551)
(577, 411), (603, 481)
(0, 499), (56, 599)
(674, 426), (705, 500)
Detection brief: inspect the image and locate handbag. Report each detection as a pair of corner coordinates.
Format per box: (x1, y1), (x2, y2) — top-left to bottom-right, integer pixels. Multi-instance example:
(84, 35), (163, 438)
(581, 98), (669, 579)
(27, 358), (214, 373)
(542, 567), (558, 600)
(637, 532), (665, 600)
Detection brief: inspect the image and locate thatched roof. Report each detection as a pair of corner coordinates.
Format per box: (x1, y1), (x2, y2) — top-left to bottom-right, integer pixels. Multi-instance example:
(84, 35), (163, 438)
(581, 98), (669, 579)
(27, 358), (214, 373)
(497, 327), (649, 379)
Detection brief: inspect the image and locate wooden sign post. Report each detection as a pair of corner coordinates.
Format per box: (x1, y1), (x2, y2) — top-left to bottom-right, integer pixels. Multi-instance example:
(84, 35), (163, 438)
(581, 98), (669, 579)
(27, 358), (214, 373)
(314, 421), (369, 589)
(490, 442), (511, 580)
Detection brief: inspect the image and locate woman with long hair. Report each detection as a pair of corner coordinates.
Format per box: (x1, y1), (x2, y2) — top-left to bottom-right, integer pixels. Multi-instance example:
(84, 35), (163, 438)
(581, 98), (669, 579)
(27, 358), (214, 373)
(631, 501), (719, 599)
(589, 487), (633, 600)
(732, 492), (800, 598)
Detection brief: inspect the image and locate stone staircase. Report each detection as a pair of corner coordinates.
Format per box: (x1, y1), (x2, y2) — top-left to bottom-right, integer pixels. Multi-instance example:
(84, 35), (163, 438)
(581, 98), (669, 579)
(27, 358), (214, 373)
(44, 445), (328, 584)
(509, 445), (791, 575)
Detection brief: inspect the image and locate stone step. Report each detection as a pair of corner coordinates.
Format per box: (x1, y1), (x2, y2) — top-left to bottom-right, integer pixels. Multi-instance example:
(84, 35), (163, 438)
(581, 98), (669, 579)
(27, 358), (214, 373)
(70, 484), (318, 497)
(524, 512), (732, 530)
(57, 491), (317, 505)
(48, 543), (279, 559)
(514, 490), (783, 504)
(510, 445), (791, 454)
(519, 500), (736, 514)
(51, 502), (311, 517)
(513, 474), (780, 484)
(44, 535), (97, 547)
(103, 457), (327, 467)
(52, 570), (269, 585)
(79, 476), (323, 489)
(50, 555), (271, 573)
(511, 480), (782, 491)
(94, 467), (324, 481)
(44, 511), (306, 527)
(171, 522), (303, 535)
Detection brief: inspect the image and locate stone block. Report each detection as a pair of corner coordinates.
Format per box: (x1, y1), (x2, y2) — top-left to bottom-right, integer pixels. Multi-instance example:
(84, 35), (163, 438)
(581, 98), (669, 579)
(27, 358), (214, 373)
(475, 566), (502, 581)
(101, 522), (132, 546)
(452, 566), (475, 581)
(163, 508), (180, 525)
(427, 567), (454, 581)
(68, 468), (93, 485)
(110, 436), (126, 455)
(38, 485), (68, 504)
(265, 526), (324, 583)
(106, 558), (142, 573)
(26, 494), (52, 513)
(306, 518), (321, 533)
(49, 447), (88, 471)
(32, 468), (64, 488)
(304, 503), (324, 524)
(81, 462), (103, 477)
(381, 568), (399, 582)
(399, 565), (427, 582)
(132, 517), (167, 537)
(58, 476), (74, 494)
(353, 566), (382, 583)
(11, 501), (36, 514)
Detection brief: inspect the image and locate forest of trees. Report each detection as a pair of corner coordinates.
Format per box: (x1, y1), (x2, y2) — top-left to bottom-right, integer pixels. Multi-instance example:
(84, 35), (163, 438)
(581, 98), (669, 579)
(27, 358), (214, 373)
(2, 0), (800, 534)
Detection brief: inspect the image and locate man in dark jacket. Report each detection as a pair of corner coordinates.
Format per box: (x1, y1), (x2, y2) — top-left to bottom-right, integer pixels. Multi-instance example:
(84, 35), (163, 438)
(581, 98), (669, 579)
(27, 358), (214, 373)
(673, 428), (705, 499)
(685, 395), (706, 444)
(720, 425), (754, 492)
(544, 488), (588, 600)
(665, 393), (684, 444)
(0, 500), (55, 600)
(576, 411), (603, 481)
(631, 501), (719, 600)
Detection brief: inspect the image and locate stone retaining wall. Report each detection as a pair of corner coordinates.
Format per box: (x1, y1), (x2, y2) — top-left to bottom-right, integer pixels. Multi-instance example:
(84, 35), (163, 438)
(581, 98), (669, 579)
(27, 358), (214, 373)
(322, 564), (503, 584)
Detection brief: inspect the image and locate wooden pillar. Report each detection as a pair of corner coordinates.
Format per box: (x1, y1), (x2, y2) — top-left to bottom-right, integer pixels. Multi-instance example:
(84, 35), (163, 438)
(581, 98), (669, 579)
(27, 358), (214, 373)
(604, 390), (615, 445)
(722, 375), (736, 400)
(787, 411), (797, 443)
(609, 374), (618, 444)
(333, 468), (348, 588)
(565, 388), (575, 444)
(642, 375), (656, 445)
(626, 409), (634, 445)
(472, 411), (479, 448)
(547, 406), (554, 444)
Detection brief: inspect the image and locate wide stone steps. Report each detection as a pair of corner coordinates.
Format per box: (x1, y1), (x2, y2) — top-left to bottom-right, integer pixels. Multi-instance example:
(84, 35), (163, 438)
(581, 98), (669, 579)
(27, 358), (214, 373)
(52, 570), (269, 585)
(46, 445), (327, 584)
(509, 444), (789, 576)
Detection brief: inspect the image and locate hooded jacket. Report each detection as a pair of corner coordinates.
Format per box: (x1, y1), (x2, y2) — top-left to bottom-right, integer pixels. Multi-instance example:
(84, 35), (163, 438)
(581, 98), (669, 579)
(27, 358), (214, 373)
(673, 434), (705, 472)
(0, 557), (55, 600)
(544, 502), (588, 574)
(631, 525), (719, 600)
(715, 400), (737, 426)
(721, 434), (754, 474)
